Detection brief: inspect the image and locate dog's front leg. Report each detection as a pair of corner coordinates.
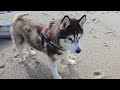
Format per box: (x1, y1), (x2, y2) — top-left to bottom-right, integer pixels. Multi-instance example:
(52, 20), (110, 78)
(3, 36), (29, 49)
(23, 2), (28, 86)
(64, 51), (77, 65)
(49, 57), (62, 79)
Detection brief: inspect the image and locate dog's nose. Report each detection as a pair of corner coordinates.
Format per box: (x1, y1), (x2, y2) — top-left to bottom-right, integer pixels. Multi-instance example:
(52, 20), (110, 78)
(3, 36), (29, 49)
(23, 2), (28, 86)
(76, 48), (81, 53)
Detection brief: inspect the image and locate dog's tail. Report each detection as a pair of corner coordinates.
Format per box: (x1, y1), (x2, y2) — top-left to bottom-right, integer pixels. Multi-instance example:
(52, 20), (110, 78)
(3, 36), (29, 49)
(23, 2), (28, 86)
(13, 13), (29, 22)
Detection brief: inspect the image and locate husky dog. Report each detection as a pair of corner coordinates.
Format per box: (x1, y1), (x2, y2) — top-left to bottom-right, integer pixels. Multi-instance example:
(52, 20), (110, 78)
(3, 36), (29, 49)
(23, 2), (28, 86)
(10, 13), (86, 79)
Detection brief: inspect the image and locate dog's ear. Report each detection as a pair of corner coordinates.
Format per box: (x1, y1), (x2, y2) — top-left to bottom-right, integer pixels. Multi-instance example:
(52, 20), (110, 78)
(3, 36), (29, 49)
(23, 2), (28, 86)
(60, 15), (70, 30)
(78, 15), (86, 27)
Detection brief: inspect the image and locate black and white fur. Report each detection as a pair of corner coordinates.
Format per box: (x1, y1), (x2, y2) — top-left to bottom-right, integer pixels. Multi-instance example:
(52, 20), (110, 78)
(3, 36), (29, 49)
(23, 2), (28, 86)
(10, 13), (86, 79)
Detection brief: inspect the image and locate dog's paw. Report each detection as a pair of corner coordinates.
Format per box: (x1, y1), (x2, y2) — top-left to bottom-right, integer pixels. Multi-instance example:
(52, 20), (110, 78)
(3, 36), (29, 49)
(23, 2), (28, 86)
(18, 58), (26, 63)
(68, 59), (77, 65)
(29, 50), (36, 56)
(53, 76), (62, 79)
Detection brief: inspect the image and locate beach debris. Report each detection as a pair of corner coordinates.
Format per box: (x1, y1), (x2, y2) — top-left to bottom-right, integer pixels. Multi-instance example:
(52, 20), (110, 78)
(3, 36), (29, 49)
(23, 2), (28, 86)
(93, 71), (105, 79)
(35, 61), (40, 65)
(116, 11), (119, 13)
(42, 13), (48, 15)
(13, 48), (17, 52)
(105, 32), (114, 36)
(104, 42), (110, 47)
(92, 18), (96, 22)
(105, 44), (109, 47)
(0, 63), (5, 69)
(93, 36), (99, 39)
(14, 54), (19, 58)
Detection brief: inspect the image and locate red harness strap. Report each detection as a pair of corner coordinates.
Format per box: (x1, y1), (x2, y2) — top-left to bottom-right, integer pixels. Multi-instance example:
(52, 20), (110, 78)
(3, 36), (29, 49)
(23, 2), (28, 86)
(36, 26), (49, 48)
(37, 26), (65, 51)
(42, 26), (48, 31)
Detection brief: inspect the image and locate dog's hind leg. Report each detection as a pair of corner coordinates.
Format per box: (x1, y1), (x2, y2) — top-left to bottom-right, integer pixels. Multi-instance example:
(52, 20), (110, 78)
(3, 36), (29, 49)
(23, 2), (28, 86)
(26, 44), (36, 56)
(64, 51), (77, 65)
(12, 34), (26, 61)
(49, 57), (62, 79)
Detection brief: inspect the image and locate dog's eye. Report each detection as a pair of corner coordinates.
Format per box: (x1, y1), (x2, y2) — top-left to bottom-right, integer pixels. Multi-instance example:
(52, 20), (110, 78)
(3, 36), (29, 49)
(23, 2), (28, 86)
(68, 37), (72, 41)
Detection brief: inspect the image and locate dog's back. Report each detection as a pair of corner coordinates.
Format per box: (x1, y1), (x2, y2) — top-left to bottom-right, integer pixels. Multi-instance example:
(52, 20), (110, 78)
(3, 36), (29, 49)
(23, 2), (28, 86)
(10, 13), (44, 51)
(13, 13), (29, 22)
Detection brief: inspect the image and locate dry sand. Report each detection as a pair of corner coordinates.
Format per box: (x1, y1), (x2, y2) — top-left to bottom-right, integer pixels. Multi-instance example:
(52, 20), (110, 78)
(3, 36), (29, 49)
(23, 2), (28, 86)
(1, 11), (120, 79)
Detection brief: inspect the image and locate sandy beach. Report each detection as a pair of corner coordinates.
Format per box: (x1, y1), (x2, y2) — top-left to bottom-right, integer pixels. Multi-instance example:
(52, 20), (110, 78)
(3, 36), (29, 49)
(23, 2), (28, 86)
(1, 11), (120, 79)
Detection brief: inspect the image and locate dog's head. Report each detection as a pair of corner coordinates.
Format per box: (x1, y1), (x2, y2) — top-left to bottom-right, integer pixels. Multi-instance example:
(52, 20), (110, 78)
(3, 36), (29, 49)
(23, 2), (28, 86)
(56, 15), (86, 53)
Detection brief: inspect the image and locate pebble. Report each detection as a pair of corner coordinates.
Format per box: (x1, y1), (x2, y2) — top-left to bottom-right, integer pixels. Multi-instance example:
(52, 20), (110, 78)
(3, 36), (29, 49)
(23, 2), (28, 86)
(105, 45), (109, 47)
(92, 18), (96, 21)
(94, 72), (101, 75)
(14, 54), (19, 58)
(35, 61), (40, 65)
(0, 63), (5, 69)
(93, 36), (98, 39)
(93, 71), (105, 79)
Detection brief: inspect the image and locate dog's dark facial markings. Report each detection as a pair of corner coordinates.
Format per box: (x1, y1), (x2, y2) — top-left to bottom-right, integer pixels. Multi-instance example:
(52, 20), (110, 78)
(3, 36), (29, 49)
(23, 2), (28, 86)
(58, 15), (86, 41)
(58, 19), (83, 39)
(11, 13), (86, 79)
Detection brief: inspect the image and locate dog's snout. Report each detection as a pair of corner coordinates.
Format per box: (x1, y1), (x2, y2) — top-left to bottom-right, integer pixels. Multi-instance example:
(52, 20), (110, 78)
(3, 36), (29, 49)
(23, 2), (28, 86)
(76, 48), (81, 53)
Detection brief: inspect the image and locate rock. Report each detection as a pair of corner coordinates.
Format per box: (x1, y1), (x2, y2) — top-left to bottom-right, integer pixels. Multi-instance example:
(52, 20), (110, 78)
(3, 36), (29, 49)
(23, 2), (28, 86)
(116, 11), (119, 13)
(105, 45), (109, 47)
(0, 64), (5, 69)
(35, 61), (40, 65)
(105, 32), (114, 36)
(93, 71), (105, 79)
(92, 18), (96, 21)
(94, 72), (101, 75)
(93, 36), (98, 39)
(0, 62), (5, 69)
(13, 48), (16, 52)
(15, 54), (19, 58)
(42, 13), (48, 15)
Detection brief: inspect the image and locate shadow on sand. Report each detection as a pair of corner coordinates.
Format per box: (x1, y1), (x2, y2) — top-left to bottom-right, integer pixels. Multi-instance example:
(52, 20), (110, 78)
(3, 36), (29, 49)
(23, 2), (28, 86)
(19, 58), (80, 79)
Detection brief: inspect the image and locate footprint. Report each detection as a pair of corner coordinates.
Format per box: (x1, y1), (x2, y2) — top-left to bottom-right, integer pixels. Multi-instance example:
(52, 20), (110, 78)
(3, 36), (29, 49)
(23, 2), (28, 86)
(88, 31), (93, 34)
(93, 36), (99, 39)
(103, 42), (110, 47)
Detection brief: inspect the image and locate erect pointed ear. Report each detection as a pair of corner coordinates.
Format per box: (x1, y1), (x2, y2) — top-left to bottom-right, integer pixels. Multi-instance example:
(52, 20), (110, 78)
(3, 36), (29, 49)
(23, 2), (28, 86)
(78, 15), (86, 27)
(60, 15), (70, 30)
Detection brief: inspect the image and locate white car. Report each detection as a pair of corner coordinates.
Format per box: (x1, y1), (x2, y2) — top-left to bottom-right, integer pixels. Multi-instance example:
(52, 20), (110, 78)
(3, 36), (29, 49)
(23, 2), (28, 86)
(0, 20), (11, 39)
